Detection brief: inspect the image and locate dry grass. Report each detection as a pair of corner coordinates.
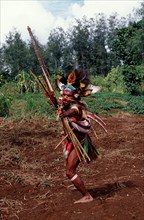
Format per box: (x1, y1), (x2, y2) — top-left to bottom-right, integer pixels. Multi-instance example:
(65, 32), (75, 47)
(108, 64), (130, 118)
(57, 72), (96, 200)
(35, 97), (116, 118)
(0, 198), (23, 219)
(0, 115), (144, 220)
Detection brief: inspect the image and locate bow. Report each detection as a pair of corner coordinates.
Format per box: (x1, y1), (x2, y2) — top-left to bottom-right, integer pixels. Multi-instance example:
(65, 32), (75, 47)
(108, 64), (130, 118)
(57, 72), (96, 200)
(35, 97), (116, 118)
(27, 26), (58, 109)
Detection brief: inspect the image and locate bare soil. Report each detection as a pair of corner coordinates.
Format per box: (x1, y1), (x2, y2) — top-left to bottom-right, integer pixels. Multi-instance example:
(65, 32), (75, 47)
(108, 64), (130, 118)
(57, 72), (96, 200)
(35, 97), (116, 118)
(0, 114), (144, 220)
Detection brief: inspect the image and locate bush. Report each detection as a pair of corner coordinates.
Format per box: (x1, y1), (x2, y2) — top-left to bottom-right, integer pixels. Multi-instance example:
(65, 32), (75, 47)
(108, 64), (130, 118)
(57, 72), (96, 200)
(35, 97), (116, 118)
(135, 65), (144, 95)
(0, 72), (5, 87)
(121, 65), (144, 95)
(24, 93), (54, 117)
(0, 94), (11, 117)
(105, 66), (126, 93)
(90, 75), (107, 92)
(0, 82), (19, 95)
(15, 71), (39, 94)
(104, 65), (144, 95)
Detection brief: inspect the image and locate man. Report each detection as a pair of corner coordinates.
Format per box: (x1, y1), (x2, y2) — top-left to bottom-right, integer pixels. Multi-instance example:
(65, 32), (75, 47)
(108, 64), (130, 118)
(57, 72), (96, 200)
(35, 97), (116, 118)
(57, 86), (99, 204)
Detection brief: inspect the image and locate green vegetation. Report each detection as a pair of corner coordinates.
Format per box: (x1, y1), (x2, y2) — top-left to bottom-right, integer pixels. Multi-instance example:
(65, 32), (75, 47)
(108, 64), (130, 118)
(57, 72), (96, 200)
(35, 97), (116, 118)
(86, 92), (144, 115)
(105, 65), (144, 95)
(0, 2), (143, 82)
(0, 83), (53, 119)
(0, 94), (11, 117)
(0, 80), (144, 119)
(0, 3), (143, 118)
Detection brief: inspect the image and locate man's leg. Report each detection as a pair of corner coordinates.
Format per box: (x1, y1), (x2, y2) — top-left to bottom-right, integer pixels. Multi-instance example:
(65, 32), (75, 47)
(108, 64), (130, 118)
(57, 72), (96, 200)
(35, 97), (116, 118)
(66, 149), (93, 203)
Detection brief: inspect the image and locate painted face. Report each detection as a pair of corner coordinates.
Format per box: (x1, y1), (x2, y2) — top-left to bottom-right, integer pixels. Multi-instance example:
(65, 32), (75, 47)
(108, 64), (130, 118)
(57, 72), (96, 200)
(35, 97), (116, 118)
(62, 89), (74, 106)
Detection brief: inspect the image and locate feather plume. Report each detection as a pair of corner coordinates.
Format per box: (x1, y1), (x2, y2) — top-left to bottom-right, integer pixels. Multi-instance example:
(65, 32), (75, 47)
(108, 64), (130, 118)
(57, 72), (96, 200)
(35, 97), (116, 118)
(56, 68), (102, 97)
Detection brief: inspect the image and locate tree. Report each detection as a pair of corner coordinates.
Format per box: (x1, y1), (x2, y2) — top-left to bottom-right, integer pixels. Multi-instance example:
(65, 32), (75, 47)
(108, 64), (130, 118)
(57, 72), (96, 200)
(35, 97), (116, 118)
(121, 65), (144, 95)
(0, 47), (8, 84)
(89, 14), (109, 75)
(45, 27), (67, 69)
(111, 19), (144, 65)
(68, 17), (90, 68)
(135, 1), (144, 19)
(106, 13), (126, 67)
(27, 37), (45, 75)
(2, 30), (30, 79)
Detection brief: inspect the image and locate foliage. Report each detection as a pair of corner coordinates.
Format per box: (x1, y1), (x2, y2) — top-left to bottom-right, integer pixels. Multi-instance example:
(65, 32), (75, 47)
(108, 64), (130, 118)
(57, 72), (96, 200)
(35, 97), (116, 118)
(0, 82), (19, 94)
(112, 19), (144, 66)
(123, 95), (144, 114)
(68, 15), (109, 75)
(101, 65), (144, 95)
(86, 92), (144, 115)
(90, 75), (107, 92)
(136, 65), (144, 94)
(2, 31), (30, 79)
(0, 94), (11, 117)
(135, 1), (144, 19)
(106, 13), (126, 68)
(0, 2), (144, 95)
(0, 72), (6, 87)
(105, 66), (126, 93)
(46, 27), (67, 69)
(10, 93), (55, 119)
(121, 65), (144, 95)
(0, 80), (144, 119)
(86, 92), (124, 115)
(89, 15), (109, 75)
(15, 71), (39, 93)
(23, 93), (54, 117)
(68, 17), (91, 68)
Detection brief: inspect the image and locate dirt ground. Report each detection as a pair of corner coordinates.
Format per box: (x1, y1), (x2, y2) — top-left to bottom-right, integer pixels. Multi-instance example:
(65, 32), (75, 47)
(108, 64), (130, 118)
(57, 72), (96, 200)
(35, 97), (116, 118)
(0, 113), (144, 220)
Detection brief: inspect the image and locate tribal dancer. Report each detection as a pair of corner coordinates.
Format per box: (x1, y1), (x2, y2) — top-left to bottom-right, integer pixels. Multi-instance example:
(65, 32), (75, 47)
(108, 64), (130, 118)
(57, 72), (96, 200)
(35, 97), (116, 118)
(27, 26), (106, 204)
(56, 68), (106, 204)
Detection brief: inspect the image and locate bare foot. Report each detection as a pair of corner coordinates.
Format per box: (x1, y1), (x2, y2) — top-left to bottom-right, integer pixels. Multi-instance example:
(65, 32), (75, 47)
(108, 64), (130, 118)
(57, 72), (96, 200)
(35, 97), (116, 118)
(74, 195), (93, 204)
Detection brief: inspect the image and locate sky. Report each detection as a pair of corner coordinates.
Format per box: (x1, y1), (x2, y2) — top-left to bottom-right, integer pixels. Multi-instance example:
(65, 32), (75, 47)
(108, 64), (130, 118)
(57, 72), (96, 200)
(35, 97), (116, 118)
(0, 0), (142, 45)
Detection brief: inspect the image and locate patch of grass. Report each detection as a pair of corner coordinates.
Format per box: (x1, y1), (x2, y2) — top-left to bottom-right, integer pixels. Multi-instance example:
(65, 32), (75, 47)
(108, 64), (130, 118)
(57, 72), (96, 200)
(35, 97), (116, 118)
(0, 94), (11, 117)
(9, 93), (56, 119)
(1, 81), (144, 118)
(123, 95), (144, 114)
(86, 92), (144, 115)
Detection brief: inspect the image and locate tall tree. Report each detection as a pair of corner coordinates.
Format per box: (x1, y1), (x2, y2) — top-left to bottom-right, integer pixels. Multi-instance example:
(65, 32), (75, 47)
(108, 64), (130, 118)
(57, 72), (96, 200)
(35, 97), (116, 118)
(27, 37), (45, 75)
(46, 27), (67, 69)
(2, 30), (29, 79)
(106, 13), (126, 67)
(135, 1), (144, 19)
(89, 14), (109, 75)
(112, 19), (144, 65)
(68, 17), (90, 68)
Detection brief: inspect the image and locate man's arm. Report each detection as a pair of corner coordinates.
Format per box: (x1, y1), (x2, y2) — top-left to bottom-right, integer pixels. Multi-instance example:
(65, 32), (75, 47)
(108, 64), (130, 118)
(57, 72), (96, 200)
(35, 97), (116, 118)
(59, 106), (79, 118)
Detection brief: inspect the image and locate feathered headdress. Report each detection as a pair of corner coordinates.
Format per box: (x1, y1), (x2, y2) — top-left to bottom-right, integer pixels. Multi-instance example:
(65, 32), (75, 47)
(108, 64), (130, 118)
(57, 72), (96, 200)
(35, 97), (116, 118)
(56, 68), (101, 97)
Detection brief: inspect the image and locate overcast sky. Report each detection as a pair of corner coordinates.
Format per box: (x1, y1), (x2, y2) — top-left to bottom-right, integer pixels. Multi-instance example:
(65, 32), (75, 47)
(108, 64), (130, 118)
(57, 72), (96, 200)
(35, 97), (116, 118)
(1, 0), (142, 45)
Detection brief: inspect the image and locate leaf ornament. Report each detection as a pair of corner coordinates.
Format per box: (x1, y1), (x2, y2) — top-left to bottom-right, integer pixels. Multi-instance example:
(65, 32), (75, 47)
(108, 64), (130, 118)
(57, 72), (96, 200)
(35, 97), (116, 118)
(67, 72), (76, 85)
(80, 82), (87, 88)
(56, 73), (63, 80)
(56, 73), (67, 84)
(81, 90), (92, 97)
